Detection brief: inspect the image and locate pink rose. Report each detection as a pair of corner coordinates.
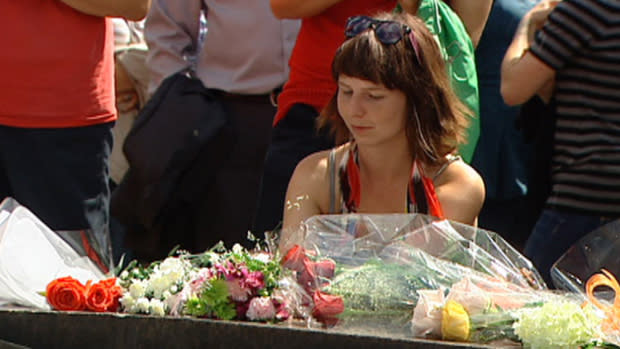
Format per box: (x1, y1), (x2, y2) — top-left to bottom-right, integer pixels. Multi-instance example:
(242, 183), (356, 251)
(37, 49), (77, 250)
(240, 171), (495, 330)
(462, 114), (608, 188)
(226, 279), (251, 302)
(246, 297), (276, 321)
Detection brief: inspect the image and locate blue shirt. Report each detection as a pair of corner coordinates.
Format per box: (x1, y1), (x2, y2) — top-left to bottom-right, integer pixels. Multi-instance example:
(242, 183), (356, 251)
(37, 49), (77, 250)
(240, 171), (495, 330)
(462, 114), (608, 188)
(471, 0), (540, 200)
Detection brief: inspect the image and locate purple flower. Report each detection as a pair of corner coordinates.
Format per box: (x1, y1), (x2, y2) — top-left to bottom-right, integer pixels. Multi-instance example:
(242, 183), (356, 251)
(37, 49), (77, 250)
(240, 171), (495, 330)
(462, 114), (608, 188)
(244, 271), (265, 291)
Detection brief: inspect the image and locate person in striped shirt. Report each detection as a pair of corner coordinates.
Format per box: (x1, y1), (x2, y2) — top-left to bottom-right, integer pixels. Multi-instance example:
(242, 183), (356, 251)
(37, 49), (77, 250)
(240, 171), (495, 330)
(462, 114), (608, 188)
(501, 0), (620, 285)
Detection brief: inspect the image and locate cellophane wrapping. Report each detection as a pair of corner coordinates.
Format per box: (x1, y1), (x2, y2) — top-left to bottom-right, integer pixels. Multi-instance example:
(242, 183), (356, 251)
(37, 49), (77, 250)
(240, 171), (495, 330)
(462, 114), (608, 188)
(280, 214), (547, 340)
(0, 197), (105, 309)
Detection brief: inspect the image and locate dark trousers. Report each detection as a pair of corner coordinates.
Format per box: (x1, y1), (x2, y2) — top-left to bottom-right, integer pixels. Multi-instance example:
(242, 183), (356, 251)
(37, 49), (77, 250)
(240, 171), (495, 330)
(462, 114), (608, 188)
(123, 95), (276, 261)
(253, 104), (335, 234)
(524, 209), (612, 287)
(0, 123), (113, 269)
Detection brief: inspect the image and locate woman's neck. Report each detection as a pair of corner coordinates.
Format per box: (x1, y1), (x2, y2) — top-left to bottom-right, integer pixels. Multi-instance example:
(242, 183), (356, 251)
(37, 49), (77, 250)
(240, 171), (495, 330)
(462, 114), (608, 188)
(355, 138), (413, 183)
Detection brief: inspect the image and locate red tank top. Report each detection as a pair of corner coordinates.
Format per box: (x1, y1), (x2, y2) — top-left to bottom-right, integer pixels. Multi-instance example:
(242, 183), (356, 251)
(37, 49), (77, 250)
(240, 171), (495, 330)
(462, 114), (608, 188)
(274, 0), (397, 126)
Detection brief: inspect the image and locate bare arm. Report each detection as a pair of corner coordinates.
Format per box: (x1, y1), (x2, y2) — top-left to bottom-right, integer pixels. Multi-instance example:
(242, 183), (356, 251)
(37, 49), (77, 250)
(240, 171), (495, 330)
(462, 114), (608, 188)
(444, 0), (493, 48)
(59, 0), (151, 21)
(501, 1), (559, 106)
(279, 153), (329, 252)
(270, 0), (343, 19)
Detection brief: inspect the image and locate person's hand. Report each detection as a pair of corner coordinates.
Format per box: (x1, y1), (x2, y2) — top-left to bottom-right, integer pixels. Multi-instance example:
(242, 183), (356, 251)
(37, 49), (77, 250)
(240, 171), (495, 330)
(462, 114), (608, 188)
(525, 0), (561, 44)
(398, 0), (422, 14)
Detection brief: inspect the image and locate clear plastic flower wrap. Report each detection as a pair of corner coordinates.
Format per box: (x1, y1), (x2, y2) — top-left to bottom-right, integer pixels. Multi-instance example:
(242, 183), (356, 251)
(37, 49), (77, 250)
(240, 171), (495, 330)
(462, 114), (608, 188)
(279, 214), (548, 339)
(551, 218), (620, 345)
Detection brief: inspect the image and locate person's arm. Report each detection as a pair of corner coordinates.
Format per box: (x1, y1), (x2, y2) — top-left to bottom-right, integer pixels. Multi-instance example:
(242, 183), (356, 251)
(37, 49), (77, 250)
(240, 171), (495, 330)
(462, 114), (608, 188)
(501, 1), (559, 106)
(59, 0), (151, 21)
(270, 0), (343, 19)
(279, 153), (329, 252)
(435, 162), (485, 226)
(144, 0), (202, 94)
(444, 0), (492, 48)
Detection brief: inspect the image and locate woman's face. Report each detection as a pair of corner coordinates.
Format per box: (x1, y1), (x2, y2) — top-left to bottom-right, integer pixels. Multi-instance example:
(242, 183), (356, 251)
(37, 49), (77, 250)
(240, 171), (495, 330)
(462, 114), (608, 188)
(337, 75), (408, 147)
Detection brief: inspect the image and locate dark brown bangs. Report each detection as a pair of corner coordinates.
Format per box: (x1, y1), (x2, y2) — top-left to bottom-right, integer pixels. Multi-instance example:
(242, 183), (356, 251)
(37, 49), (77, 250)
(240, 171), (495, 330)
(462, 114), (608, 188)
(331, 31), (406, 90)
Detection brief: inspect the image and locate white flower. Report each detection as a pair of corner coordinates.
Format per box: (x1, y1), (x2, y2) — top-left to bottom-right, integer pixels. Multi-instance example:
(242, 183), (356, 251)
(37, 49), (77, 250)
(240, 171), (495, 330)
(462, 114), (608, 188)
(162, 291), (171, 300)
(149, 298), (166, 317)
(232, 244), (244, 254)
(252, 252), (272, 264)
(170, 285), (178, 294)
(129, 280), (147, 299)
(119, 294), (135, 312)
(120, 270), (129, 280)
(246, 297), (276, 321)
(148, 275), (170, 299)
(160, 257), (187, 276)
(135, 297), (151, 313)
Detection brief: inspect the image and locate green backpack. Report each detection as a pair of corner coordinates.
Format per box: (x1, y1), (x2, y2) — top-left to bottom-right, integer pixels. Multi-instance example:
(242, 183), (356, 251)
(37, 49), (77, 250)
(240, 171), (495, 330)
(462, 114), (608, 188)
(401, 0), (481, 163)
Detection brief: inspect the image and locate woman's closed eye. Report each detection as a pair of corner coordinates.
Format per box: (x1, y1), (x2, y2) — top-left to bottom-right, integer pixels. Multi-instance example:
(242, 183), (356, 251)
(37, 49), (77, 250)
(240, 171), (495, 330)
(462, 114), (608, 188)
(340, 89), (353, 96)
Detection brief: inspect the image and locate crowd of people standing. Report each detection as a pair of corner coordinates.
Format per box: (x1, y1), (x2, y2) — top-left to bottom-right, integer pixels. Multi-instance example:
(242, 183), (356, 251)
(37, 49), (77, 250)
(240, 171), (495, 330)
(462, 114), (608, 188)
(1, 0), (619, 285)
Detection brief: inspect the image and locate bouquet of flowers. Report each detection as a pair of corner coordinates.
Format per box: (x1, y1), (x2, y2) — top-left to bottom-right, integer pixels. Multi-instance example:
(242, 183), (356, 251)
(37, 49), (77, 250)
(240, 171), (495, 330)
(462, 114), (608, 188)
(0, 197), (105, 310)
(279, 214), (546, 339)
(118, 243), (299, 322)
(411, 275), (612, 347)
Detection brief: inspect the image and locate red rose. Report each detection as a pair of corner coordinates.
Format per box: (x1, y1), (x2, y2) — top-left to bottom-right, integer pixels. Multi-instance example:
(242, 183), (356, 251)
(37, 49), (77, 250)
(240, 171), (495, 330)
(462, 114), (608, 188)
(281, 244), (309, 272)
(312, 290), (344, 325)
(297, 259), (319, 293)
(46, 276), (87, 311)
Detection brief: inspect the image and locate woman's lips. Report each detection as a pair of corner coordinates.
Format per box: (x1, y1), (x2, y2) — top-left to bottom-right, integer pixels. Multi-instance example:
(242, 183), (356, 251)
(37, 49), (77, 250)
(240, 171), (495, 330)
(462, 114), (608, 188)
(352, 125), (373, 132)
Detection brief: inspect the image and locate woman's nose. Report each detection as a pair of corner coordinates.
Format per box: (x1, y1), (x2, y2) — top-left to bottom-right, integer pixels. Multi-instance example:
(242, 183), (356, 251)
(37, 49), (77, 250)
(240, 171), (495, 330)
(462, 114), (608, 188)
(348, 95), (366, 118)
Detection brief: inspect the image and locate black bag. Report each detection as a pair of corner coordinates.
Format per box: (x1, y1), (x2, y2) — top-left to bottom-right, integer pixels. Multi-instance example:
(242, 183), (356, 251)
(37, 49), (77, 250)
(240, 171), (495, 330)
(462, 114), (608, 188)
(111, 71), (231, 234)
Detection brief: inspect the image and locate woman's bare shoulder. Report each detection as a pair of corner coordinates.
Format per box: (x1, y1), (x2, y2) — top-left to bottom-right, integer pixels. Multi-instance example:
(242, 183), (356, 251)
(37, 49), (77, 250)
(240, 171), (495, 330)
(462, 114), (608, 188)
(294, 144), (349, 178)
(438, 160), (484, 195)
(434, 158), (485, 225)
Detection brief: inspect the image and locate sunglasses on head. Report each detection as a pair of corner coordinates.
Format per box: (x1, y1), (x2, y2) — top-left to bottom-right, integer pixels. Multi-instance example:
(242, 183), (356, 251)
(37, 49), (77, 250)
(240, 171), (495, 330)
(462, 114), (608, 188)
(344, 15), (421, 62)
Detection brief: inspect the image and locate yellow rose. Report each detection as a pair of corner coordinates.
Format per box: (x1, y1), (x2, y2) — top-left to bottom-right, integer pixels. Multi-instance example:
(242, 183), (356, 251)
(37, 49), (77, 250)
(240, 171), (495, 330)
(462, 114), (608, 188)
(441, 300), (470, 341)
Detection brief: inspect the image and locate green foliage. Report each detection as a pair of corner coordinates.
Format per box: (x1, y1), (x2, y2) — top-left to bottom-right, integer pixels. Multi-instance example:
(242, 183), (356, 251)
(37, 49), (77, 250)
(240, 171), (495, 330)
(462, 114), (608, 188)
(184, 279), (236, 321)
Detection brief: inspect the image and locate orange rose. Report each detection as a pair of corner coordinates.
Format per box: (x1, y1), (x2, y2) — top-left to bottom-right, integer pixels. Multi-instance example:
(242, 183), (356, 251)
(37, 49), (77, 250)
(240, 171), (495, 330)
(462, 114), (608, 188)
(101, 278), (123, 312)
(86, 278), (123, 312)
(46, 276), (87, 311)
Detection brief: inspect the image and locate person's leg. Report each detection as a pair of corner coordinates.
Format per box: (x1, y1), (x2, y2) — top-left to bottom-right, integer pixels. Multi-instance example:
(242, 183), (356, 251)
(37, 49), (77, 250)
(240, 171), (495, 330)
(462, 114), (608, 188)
(252, 104), (334, 234)
(1, 123), (113, 271)
(524, 209), (607, 286)
(0, 127), (13, 202)
(477, 196), (536, 252)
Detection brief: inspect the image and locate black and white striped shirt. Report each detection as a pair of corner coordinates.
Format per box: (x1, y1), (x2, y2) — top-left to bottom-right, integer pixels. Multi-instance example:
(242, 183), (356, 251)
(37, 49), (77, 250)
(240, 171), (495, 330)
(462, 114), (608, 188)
(530, 0), (620, 216)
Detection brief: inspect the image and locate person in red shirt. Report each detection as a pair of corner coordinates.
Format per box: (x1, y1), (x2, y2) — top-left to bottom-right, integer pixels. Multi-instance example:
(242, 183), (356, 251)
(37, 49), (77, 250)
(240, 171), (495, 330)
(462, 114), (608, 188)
(253, 0), (397, 234)
(0, 0), (150, 271)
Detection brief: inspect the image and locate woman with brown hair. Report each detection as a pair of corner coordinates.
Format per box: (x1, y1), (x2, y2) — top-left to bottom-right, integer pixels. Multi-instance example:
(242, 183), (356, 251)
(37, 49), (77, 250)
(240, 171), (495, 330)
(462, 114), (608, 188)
(281, 12), (485, 235)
